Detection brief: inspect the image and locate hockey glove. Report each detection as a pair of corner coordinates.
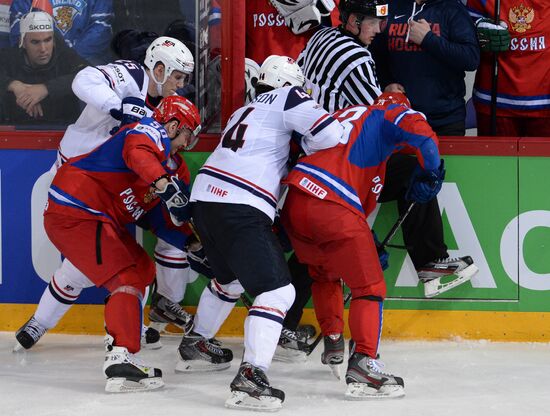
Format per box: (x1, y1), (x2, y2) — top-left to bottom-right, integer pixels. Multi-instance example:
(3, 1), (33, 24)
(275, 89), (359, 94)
(109, 97), (147, 134)
(372, 231), (389, 271)
(406, 160), (445, 204)
(269, 0), (323, 34)
(476, 18), (511, 52)
(154, 176), (191, 226)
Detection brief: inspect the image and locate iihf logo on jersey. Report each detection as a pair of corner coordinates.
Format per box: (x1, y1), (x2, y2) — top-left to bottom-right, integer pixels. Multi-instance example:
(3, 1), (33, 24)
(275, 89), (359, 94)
(299, 177), (327, 199)
(207, 184), (228, 198)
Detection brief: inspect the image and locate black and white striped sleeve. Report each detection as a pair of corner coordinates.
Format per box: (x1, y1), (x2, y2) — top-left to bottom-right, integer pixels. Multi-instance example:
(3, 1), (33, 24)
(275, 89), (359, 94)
(340, 60), (382, 107)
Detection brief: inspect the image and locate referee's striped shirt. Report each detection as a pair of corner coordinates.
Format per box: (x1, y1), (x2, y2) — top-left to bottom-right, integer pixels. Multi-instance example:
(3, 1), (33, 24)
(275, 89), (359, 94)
(297, 26), (382, 113)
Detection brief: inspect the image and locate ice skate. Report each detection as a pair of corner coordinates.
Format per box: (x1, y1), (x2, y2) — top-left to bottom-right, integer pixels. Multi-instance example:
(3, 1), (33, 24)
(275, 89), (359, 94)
(225, 362), (285, 412)
(417, 256), (479, 298)
(345, 352), (404, 400)
(148, 293), (194, 334)
(13, 316), (47, 351)
(141, 325), (162, 350)
(103, 345), (164, 393)
(175, 330), (233, 372)
(321, 333), (344, 379)
(273, 327), (308, 363)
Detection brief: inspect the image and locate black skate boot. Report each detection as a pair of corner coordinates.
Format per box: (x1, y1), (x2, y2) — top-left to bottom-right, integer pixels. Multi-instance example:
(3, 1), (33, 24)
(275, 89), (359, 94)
(14, 316), (47, 351)
(103, 345), (164, 393)
(345, 352), (404, 399)
(148, 293), (194, 334)
(274, 327), (308, 363)
(417, 256), (479, 298)
(321, 333), (345, 379)
(225, 362), (285, 411)
(141, 325), (162, 350)
(176, 330), (233, 372)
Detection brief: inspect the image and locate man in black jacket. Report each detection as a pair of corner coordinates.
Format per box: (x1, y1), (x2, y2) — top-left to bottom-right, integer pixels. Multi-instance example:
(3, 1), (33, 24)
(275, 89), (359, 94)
(0, 11), (87, 126)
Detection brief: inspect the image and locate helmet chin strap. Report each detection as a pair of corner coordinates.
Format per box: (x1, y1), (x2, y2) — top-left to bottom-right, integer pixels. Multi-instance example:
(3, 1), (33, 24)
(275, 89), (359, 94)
(149, 68), (168, 96)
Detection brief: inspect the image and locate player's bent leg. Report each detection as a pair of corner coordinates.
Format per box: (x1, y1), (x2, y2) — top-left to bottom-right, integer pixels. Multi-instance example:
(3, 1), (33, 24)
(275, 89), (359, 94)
(175, 278), (241, 373)
(103, 267), (163, 393)
(14, 259), (94, 351)
(225, 283), (295, 412)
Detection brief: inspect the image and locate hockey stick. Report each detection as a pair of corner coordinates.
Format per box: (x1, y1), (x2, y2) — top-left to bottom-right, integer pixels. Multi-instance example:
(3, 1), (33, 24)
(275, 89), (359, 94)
(490, 0), (501, 135)
(302, 201), (417, 355)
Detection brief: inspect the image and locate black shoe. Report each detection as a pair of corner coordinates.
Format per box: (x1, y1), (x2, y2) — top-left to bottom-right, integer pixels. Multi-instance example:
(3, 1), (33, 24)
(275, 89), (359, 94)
(14, 316), (47, 350)
(321, 333), (344, 365)
(148, 293), (193, 333)
(225, 362), (284, 410)
(345, 352), (404, 399)
(176, 331), (233, 372)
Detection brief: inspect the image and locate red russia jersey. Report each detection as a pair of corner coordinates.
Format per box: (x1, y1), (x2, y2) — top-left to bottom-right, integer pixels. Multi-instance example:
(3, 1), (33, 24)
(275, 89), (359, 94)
(246, 0), (311, 63)
(283, 105), (440, 219)
(46, 118), (187, 228)
(466, 0), (550, 117)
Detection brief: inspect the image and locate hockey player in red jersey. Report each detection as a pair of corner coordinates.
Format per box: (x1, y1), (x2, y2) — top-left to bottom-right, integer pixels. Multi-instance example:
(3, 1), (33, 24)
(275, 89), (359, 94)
(281, 92), (445, 400)
(43, 96), (201, 393)
(465, 0), (550, 136)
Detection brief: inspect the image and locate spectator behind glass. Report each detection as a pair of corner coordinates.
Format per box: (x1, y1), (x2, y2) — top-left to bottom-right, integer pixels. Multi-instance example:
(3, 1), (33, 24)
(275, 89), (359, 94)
(0, 11), (87, 126)
(0, 0), (11, 48)
(10, 0), (113, 65)
(465, 0), (550, 137)
(371, 0), (480, 136)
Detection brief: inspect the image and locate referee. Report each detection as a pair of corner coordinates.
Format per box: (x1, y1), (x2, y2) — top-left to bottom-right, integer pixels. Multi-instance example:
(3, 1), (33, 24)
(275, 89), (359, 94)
(297, 0), (388, 111)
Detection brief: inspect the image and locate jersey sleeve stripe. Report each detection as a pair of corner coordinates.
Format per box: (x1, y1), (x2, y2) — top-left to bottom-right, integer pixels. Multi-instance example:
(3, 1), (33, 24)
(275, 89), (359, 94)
(97, 67), (115, 90)
(310, 114), (336, 136)
(48, 186), (111, 220)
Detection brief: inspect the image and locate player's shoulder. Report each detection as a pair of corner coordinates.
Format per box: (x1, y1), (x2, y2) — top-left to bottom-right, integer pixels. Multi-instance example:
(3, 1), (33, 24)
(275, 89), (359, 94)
(282, 86), (314, 111)
(100, 59), (147, 90)
(129, 118), (165, 141)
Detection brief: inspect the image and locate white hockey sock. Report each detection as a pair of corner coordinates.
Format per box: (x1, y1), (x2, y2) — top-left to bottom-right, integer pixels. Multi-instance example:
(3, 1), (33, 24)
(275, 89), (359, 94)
(244, 284), (295, 372)
(154, 239), (195, 303)
(34, 259), (93, 329)
(193, 279), (244, 339)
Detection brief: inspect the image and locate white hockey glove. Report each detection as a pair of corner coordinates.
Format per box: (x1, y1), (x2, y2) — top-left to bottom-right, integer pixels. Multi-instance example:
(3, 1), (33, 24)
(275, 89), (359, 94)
(269, 0), (331, 34)
(154, 175), (191, 226)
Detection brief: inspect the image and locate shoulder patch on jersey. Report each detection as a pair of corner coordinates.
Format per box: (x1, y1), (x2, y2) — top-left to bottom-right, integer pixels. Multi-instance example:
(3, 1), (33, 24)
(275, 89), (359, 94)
(284, 87), (313, 111)
(130, 118), (167, 152)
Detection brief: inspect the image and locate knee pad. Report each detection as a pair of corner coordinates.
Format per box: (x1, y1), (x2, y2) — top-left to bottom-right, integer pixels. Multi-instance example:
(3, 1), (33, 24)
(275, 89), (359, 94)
(49, 259), (93, 304)
(208, 279), (245, 303)
(250, 284), (296, 324)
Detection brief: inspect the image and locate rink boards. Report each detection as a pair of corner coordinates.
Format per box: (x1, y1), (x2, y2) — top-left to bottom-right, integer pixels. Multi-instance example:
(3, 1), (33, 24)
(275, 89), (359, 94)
(0, 134), (550, 341)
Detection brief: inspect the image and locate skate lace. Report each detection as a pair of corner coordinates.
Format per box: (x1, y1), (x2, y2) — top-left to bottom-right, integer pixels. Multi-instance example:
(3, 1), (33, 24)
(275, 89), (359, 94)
(367, 357), (394, 377)
(24, 318), (47, 341)
(280, 328), (298, 342)
(435, 257), (460, 264)
(123, 351), (148, 369)
(166, 301), (192, 322)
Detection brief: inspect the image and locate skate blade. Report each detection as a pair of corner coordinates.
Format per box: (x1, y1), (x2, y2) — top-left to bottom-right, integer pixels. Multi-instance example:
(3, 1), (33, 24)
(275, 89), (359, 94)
(224, 390), (283, 412)
(424, 264), (479, 298)
(328, 363), (342, 380)
(105, 377), (164, 393)
(148, 322), (187, 337)
(272, 346), (308, 363)
(345, 382), (405, 400)
(140, 340), (163, 350)
(175, 359), (231, 373)
(13, 341), (26, 352)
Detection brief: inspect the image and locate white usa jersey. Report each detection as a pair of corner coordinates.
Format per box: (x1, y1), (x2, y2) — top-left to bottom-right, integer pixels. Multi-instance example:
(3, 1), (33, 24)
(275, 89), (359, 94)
(191, 86), (344, 220)
(56, 60), (151, 165)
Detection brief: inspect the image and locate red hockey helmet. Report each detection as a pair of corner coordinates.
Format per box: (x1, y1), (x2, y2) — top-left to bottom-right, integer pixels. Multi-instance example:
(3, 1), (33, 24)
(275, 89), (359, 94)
(154, 95), (201, 144)
(372, 92), (411, 108)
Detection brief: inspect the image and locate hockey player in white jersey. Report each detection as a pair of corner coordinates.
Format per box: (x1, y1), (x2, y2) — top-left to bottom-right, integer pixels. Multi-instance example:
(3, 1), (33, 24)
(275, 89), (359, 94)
(183, 55), (344, 411)
(15, 36), (198, 354)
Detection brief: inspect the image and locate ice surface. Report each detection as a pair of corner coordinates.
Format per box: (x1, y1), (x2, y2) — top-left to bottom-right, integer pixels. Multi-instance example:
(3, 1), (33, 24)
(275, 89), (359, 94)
(2, 332), (550, 416)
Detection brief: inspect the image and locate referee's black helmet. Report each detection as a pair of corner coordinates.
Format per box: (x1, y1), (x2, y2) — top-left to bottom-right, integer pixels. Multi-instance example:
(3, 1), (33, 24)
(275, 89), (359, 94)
(339, 0), (388, 23)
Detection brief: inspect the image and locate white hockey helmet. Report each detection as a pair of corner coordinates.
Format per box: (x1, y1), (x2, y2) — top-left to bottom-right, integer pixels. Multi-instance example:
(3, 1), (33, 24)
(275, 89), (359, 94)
(257, 55), (305, 89)
(144, 36), (194, 85)
(244, 58), (260, 104)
